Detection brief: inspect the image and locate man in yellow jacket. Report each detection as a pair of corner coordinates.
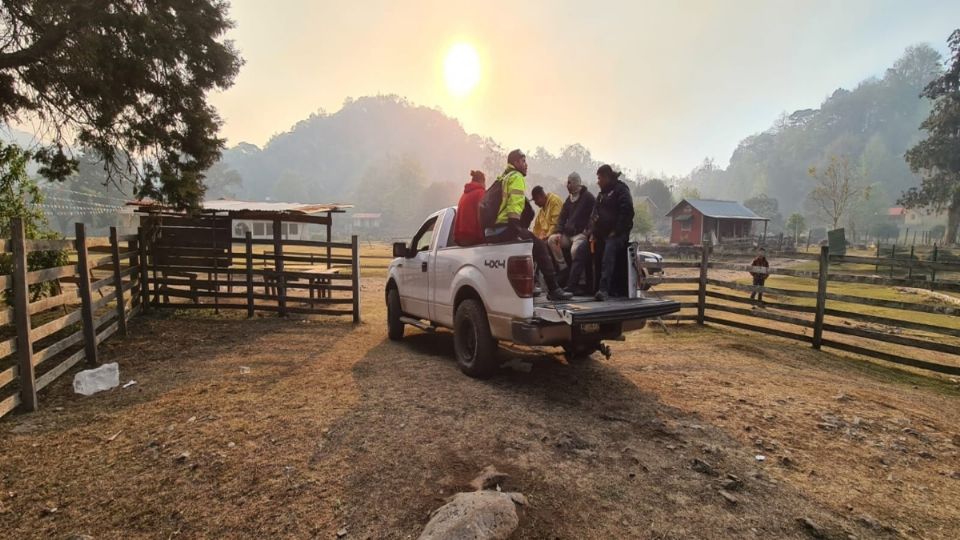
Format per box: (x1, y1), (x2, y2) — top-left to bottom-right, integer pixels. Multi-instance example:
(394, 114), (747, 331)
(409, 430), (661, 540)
(485, 150), (572, 301)
(531, 186), (563, 241)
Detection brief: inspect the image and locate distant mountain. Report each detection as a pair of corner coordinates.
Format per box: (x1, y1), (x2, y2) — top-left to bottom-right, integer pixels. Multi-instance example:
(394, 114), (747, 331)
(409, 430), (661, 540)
(221, 95), (498, 203)
(689, 44), (941, 221)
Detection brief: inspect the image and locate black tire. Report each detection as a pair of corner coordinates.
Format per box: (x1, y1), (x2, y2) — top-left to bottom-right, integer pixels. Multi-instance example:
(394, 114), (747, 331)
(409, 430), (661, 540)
(453, 299), (498, 378)
(387, 288), (404, 341)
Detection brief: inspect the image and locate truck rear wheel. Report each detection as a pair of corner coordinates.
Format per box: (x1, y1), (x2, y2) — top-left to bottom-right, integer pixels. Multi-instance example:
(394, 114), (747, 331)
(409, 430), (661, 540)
(387, 288), (404, 341)
(454, 299), (498, 378)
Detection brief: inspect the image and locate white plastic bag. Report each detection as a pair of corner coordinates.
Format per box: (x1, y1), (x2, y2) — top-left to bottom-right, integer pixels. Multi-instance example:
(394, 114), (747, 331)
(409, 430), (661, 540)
(73, 362), (120, 396)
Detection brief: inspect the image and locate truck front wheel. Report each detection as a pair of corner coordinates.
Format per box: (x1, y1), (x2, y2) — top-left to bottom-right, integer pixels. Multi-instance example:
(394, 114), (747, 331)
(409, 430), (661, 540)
(387, 288), (404, 341)
(454, 299), (498, 378)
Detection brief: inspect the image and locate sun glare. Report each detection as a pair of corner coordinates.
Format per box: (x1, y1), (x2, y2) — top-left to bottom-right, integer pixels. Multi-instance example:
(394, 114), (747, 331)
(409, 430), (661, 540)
(444, 43), (480, 96)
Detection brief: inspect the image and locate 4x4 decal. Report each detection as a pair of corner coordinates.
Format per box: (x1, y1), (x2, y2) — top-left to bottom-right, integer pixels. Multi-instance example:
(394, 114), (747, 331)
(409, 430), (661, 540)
(484, 259), (505, 269)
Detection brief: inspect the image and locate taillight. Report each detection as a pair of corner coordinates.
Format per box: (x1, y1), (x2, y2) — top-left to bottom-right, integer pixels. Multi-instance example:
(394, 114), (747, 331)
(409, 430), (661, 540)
(507, 255), (534, 298)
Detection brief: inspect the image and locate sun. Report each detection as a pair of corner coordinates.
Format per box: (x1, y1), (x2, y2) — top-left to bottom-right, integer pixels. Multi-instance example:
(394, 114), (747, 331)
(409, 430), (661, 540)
(444, 43), (480, 96)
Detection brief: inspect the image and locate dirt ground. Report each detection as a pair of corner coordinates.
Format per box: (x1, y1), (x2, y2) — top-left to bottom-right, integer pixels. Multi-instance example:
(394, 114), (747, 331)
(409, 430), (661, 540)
(1, 278), (959, 539)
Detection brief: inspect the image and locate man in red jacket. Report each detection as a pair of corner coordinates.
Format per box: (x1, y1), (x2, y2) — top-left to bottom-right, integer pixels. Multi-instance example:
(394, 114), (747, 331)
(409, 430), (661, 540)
(453, 170), (486, 246)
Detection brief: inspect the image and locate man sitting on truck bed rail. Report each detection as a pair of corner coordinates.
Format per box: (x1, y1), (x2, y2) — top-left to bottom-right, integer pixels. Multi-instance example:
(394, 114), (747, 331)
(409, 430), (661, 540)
(547, 172), (595, 273)
(485, 149), (573, 301)
(531, 185), (562, 241)
(453, 170), (486, 246)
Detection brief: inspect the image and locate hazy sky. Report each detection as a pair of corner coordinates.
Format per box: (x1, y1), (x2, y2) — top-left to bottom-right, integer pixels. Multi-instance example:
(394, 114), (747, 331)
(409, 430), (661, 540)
(209, 0), (960, 176)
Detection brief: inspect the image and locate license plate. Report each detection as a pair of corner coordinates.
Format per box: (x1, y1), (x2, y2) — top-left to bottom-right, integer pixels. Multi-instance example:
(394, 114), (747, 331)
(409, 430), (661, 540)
(580, 323), (600, 334)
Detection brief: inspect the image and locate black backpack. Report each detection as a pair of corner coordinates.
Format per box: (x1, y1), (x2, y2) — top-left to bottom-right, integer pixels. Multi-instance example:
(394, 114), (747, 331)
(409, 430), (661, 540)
(478, 179), (503, 229)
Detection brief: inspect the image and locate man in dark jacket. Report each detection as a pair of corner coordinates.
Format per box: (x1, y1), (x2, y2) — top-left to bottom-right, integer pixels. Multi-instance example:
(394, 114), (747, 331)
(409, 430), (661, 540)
(453, 170), (486, 246)
(590, 164), (634, 300)
(562, 164), (634, 300)
(547, 172), (595, 271)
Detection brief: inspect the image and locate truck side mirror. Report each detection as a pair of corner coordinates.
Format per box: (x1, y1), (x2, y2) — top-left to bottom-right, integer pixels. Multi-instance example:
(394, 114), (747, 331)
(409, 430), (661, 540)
(393, 242), (411, 258)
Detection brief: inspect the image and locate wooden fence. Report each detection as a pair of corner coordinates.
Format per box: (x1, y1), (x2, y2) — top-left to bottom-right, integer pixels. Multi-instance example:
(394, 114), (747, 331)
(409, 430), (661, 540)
(139, 215), (361, 322)
(0, 219), (143, 418)
(651, 245), (960, 376)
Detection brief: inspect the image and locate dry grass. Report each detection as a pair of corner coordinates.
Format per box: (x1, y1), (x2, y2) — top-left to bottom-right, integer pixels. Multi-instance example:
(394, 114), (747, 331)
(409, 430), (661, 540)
(0, 278), (958, 538)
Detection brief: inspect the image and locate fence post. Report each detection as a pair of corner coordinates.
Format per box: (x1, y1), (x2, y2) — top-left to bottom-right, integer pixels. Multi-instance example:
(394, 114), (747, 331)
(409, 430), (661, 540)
(109, 227), (128, 337)
(75, 223), (99, 366)
(932, 244), (938, 283)
(697, 243), (710, 325)
(908, 245), (915, 280)
(127, 236), (139, 311)
(889, 244), (895, 278)
(245, 231), (254, 318)
(875, 242), (880, 273)
(812, 245), (829, 350)
(326, 217), (333, 269)
(11, 218), (38, 411)
(273, 218), (286, 317)
(351, 234), (361, 324)
(138, 227), (150, 311)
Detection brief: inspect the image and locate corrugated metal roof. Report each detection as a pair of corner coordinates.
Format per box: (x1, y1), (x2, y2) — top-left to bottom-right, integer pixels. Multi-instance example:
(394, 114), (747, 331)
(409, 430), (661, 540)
(129, 199), (354, 215)
(201, 200), (353, 214)
(668, 199), (768, 220)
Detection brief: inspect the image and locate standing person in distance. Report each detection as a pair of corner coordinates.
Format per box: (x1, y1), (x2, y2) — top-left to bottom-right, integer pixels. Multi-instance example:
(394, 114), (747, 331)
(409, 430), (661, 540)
(749, 247), (770, 307)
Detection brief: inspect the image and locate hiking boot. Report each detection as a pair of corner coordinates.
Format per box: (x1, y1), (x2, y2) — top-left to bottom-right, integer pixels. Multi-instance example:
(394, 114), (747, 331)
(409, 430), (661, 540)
(547, 288), (573, 301)
(594, 290), (609, 301)
(533, 286), (543, 297)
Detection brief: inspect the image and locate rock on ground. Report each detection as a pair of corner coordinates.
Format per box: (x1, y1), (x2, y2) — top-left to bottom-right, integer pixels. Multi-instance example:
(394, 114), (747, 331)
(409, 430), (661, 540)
(419, 491), (521, 540)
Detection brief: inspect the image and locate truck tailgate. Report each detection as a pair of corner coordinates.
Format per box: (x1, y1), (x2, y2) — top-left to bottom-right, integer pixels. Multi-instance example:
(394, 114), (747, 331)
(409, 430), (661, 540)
(533, 296), (681, 325)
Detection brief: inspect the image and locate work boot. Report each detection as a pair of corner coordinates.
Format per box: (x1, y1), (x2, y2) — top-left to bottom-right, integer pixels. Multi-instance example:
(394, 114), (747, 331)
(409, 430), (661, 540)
(547, 288), (573, 301)
(595, 290), (609, 301)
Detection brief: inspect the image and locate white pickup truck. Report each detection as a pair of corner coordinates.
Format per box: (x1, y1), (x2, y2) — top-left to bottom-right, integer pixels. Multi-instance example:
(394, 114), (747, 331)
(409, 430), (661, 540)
(385, 207), (681, 377)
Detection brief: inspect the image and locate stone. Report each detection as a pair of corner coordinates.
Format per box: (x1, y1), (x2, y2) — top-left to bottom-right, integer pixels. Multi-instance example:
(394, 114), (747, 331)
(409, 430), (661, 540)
(73, 362), (120, 396)
(691, 458), (717, 476)
(469, 466), (509, 491)
(798, 517), (827, 538)
(419, 491), (521, 540)
(718, 490), (738, 505)
(337, 528), (348, 537)
(508, 492), (528, 506)
(723, 474), (744, 491)
(174, 451), (190, 463)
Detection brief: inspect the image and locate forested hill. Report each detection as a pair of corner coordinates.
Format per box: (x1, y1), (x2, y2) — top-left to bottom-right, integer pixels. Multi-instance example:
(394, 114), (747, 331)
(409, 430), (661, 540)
(689, 45), (942, 216)
(216, 95), (620, 232)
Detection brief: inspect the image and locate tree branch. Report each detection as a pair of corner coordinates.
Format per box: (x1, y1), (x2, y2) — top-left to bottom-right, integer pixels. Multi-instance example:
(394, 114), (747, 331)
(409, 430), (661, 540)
(0, 24), (69, 70)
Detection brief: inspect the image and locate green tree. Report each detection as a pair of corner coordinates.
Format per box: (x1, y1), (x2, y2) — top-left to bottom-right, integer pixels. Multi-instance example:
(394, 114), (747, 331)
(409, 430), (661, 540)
(679, 185), (702, 199)
(631, 201), (653, 240)
(901, 30), (960, 244)
(0, 142), (67, 301)
(0, 1), (242, 209)
(785, 213), (806, 243)
(808, 155), (870, 230)
(744, 193), (783, 230)
(636, 179), (673, 216)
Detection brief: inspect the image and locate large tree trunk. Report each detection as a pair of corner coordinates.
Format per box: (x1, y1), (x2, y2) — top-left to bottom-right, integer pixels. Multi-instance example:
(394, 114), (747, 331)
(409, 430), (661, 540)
(946, 203), (960, 245)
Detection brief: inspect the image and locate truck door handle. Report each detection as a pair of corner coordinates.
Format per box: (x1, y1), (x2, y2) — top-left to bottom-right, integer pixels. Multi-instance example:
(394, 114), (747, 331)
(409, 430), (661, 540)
(421, 261), (428, 272)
